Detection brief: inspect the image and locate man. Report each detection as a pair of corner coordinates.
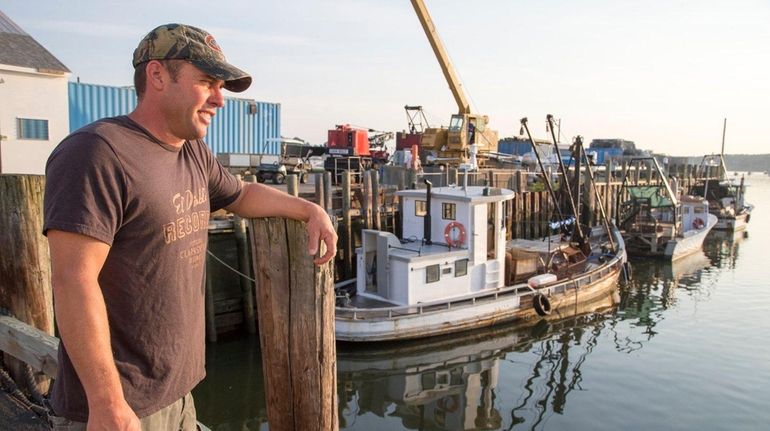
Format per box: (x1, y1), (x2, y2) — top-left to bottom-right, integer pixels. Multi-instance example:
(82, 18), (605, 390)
(43, 24), (337, 430)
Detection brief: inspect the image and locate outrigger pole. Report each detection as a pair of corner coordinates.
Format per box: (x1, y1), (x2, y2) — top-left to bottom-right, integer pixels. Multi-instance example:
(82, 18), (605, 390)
(572, 136), (617, 253)
(546, 114), (584, 243)
(520, 117), (579, 243)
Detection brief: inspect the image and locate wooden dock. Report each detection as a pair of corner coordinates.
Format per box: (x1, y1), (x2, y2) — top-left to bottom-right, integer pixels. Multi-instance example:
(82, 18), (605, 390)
(0, 160), (722, 429)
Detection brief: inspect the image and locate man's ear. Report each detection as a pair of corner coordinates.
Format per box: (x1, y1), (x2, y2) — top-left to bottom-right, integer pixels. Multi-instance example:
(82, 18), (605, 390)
(145, 60), (166, 91)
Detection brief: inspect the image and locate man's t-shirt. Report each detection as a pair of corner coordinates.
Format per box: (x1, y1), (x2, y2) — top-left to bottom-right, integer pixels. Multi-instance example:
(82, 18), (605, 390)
(43, 116), (242, 421)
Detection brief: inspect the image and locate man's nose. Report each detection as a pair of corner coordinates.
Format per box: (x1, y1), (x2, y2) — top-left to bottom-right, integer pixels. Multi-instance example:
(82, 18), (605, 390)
(209, 86), (225, 108)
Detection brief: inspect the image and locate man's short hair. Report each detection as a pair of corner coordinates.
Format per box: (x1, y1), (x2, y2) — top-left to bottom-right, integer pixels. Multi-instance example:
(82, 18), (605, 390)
(133, 60), (184, 99)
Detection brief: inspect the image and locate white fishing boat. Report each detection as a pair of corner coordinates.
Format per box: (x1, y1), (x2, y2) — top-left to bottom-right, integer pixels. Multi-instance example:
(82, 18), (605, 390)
(688, 123), (754, 231)
(617, 158), (717, 260)
(690, 175), (753, 231)
(335, 182), (627, 342)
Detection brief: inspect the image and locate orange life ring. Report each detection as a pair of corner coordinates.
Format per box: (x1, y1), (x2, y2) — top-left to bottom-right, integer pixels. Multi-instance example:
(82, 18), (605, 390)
(437, 394), (459, 413)
(444, 221), (466, 248)
(692, 217), (705, 230)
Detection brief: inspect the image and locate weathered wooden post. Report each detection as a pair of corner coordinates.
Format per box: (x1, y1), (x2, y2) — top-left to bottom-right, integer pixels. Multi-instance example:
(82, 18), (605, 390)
(0, 174), (54, 393)
(604, 160), (613, 221)
(315, 173), (325, 209)
(249, 217), (337, 430)
(371, 170), (381, 231)
(341, 171), (353, 279)
(324, 172), (333, 212)
(287, 174), (299, 197)
(362, 170), (372, 229)
(583, 166), (595, 227)
(234, 175), (257, 335)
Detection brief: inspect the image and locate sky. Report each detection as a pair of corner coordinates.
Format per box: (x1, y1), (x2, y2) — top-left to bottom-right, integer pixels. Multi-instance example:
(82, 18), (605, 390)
(4, 0), (770, 156)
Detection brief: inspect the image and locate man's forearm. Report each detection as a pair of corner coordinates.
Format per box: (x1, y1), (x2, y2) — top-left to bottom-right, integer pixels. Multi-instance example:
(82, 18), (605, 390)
(226, 182), (316, 220)
(54, 278), (127, 410)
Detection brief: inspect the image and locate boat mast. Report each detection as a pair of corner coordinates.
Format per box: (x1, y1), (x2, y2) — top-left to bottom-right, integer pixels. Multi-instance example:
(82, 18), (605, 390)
(720, 118), (728, 180)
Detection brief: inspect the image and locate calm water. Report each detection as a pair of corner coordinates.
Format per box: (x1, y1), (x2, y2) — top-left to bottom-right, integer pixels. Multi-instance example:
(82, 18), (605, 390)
(194, 174), (770, 431)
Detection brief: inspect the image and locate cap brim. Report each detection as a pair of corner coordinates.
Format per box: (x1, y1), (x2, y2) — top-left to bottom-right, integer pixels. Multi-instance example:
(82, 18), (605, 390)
(192, 58), (252, 93)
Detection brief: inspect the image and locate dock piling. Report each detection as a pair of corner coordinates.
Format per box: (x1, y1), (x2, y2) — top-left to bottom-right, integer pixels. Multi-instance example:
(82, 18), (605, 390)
(0, 174), (54, 394)
(249, 217), (338, 430)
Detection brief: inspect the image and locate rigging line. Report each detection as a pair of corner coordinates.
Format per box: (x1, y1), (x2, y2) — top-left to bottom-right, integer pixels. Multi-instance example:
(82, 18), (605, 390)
(206, 249), (256, 283)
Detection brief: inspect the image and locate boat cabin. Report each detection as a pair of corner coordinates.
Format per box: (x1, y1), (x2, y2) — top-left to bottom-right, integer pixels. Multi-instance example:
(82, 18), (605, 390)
(356, 186), (515, 305)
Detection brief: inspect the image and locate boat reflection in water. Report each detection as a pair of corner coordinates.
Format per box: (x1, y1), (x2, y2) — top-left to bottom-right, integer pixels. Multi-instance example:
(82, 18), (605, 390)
(704, 229), (747, 270)
(337, 290), (619, 430)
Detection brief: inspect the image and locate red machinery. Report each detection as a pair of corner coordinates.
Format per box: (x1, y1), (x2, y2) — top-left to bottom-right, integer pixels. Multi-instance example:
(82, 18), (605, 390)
(396, 105), (429, 151)
(324, 125), (393, 177)
(327, 124), (371, 157)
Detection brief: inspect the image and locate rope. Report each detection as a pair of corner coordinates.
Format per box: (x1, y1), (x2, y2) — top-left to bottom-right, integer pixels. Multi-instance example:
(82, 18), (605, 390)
(206, 250), (256, 283)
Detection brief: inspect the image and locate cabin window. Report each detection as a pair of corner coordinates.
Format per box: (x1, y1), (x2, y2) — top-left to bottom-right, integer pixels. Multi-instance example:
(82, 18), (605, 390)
(17, 118), (49, 140)
(442, 203), (456, 220)
(694, 207), (705, 214)
(454, 259), (468, 277)
(449, 115), (463, 132)
(426, 264), (440, 283)
(415, 200), (427, 216)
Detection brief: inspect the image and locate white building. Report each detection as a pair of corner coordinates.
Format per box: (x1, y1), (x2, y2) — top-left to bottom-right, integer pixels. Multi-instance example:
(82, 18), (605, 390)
(0, 11), (70, 174)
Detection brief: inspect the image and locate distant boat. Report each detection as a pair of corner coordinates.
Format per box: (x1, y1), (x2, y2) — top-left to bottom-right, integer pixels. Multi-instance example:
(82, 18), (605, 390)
(616, 157), (717, 260)
(689, 155), (753, 231)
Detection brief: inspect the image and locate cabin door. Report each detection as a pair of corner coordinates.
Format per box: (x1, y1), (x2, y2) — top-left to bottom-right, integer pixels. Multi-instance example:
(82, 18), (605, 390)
(487, 202), (497, 259)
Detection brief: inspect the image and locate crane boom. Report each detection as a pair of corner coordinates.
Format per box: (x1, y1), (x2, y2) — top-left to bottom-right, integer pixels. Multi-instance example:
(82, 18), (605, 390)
(410, 0), (470, 115)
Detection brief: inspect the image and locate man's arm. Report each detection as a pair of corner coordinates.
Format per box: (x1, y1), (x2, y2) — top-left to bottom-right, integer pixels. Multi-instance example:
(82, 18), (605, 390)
(225, 182), (337, 264)
(48, 230), (141, 430)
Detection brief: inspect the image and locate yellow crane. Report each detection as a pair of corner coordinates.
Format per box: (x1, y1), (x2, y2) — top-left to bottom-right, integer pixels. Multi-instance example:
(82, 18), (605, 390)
(410, 0), (498, 166)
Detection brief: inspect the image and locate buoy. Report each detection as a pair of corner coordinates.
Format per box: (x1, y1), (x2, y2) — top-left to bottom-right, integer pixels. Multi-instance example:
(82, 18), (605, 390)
(444, 221), (466, 248)
(533, 293), (552, 316)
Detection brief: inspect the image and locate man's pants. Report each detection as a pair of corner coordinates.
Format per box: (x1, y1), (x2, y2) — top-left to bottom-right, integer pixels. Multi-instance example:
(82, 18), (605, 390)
(48, 392), (198, 431)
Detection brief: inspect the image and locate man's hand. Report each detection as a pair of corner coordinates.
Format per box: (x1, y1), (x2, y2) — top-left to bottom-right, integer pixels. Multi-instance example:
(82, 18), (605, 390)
(87, 399), (141, 430)
(225, 182), (338, 264)
(305, 203), (337, 265)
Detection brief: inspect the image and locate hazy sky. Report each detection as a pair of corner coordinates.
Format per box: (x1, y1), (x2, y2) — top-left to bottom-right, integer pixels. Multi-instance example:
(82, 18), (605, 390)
(4, 0), (769, 155)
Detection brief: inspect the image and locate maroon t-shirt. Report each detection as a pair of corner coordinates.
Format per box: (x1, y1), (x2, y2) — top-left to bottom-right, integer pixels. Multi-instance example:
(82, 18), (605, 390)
(43, 116), (242, 421)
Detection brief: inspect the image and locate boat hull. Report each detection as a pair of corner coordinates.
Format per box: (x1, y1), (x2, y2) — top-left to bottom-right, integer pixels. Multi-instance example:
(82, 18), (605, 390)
(665, 213), (718, 260)
(713, 210), (751, 231)
(335, 257), (623, 342)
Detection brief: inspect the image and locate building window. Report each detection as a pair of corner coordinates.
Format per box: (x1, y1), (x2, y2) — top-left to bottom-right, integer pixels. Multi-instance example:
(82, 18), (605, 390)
(454, 259), (468, 277)
(442, 203), (456, 220)
(17, 118), (49, 140)
(426, 264), (440, 283)
(415, 200), (427, 217)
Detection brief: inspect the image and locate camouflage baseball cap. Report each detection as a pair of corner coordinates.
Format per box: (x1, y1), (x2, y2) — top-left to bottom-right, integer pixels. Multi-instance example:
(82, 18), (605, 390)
(133, 24), (252, 92)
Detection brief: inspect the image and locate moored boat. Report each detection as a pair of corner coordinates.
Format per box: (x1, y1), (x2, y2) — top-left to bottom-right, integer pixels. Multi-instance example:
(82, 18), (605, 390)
(617, 157), (717, 260)
(335, 182), (626, 341)
(689, 161), (753, 231)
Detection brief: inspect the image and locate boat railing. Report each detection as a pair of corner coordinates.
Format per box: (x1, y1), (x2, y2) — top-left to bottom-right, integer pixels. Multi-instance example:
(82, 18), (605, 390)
(336, 254), (623, 320)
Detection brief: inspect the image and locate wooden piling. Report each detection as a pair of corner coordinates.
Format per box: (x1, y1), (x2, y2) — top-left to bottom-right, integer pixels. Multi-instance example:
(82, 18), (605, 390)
(362, 171), (372, 230)
(324, 172), (333, 212)
(0, 174), (54, 394)
(341, 172), (353, 279)
(233, 175), (257, 335)
(204, 254), (218, 343)
(315, 173), (325, 209)
(250, 217), (337, 431)
(287, 174), (299, 197)
(371, 170), (381, 231)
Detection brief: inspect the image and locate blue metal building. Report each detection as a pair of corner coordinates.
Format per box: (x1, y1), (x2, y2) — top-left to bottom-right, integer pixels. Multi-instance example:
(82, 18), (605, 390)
(68, 82), (281, 155)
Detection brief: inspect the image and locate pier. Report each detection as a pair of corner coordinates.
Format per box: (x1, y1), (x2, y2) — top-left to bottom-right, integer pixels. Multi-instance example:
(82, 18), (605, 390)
(0, 160), (731, 428)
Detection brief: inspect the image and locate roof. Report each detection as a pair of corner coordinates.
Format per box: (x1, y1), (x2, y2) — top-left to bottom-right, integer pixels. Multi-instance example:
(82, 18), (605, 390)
(398, 186), (515, 203)
(0, 10), (70, 73)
